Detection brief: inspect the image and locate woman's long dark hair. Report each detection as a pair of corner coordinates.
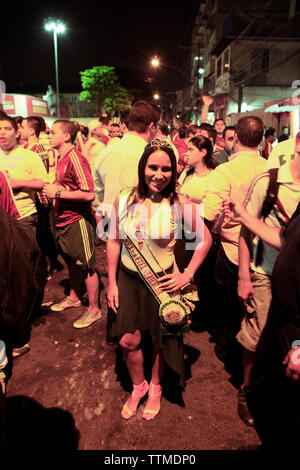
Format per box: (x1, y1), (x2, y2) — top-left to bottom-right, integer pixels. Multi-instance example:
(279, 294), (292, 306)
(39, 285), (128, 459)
(187, 136), (216, 175)
(129, 141), (178, 205)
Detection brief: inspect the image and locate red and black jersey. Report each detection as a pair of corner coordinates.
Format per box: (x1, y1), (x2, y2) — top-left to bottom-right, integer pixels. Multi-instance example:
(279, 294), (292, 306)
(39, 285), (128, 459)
(54, 147), (94, 227)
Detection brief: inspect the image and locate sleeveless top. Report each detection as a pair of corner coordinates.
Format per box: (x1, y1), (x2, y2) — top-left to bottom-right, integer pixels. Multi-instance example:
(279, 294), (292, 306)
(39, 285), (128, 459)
(118, 189), (178, 273)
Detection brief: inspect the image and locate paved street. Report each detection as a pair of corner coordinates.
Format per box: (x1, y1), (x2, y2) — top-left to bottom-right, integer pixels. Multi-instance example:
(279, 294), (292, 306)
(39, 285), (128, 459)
(4, 242), (262, 451)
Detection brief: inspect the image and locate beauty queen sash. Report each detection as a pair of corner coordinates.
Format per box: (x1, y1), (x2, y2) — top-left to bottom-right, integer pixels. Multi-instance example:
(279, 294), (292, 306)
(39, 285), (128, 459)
(118, 190), (198, 335)
(122, 232), (191, 335)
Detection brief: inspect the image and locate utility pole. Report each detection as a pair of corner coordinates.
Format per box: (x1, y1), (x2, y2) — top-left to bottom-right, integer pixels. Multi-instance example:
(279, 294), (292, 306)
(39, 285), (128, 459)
(238, 86), (243, 113)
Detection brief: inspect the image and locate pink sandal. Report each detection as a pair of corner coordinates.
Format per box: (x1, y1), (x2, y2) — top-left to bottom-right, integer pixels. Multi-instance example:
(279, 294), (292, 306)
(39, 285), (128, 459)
(121, 379), (148, 420)
(142, 381), (162, 420)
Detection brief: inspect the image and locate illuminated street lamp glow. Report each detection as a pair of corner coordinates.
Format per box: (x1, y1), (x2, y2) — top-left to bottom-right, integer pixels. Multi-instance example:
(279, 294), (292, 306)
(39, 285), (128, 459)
(151, 56), (160, 68)
(45, 19), (66, 117)
(45, 20), (66, 33)
(150, 55), (191, 83)
(45, 22), (56, 31)
(153, 93), (160, 100)
(198, 68), (205, 74)
(56, 24), (65, 33)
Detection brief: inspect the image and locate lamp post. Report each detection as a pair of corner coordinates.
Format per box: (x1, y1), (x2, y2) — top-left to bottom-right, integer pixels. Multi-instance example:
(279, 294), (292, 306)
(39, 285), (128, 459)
(45, 20), (65, 117)
(151, 56), (191, 123)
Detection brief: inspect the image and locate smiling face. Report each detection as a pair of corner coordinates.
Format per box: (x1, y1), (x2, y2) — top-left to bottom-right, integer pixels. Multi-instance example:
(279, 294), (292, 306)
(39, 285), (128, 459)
(110, 126), (121, 138)
(214, 119), (225, 134)
(144, 150), (172, 197)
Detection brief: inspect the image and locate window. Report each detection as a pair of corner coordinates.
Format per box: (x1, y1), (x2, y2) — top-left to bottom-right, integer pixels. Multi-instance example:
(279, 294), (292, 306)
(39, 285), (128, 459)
(251, 49), (269, 73)
(216, 57), (222, 78)
(223, 49), (230, 74)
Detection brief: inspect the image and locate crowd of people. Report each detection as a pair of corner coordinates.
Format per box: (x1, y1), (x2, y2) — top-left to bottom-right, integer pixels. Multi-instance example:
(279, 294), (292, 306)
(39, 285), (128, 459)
(0, 97), (299, 448)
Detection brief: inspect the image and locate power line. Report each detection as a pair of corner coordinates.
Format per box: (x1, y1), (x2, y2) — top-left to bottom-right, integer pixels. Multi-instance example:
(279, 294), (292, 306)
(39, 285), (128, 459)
(226, 8), (300, 83)
(172, 0), (201, 92)
(234, 47), (300, 88)
(229, 1), (272, 46)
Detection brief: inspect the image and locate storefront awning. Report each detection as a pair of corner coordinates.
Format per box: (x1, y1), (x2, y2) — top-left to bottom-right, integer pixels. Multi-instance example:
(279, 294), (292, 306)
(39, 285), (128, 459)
(264, 97), (300, 113)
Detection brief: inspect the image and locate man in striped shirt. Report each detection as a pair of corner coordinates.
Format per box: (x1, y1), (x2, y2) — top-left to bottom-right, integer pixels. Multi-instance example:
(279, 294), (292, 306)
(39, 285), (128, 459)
(43, 120), (102, 329)
(20, 116), (50, 171)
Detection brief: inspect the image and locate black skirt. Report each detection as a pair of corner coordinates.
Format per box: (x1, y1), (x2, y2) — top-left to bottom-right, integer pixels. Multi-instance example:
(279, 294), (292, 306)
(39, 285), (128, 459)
(111, 264), (186, 389)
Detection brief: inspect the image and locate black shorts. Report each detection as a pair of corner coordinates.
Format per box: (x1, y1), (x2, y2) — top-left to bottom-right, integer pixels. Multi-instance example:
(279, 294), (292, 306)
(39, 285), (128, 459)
(56, 217), (96, 270)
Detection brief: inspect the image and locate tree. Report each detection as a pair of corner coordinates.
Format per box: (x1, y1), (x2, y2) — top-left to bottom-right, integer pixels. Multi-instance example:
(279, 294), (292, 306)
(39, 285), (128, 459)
(105, 85), (134, 113)
(79, 66), (133, 116)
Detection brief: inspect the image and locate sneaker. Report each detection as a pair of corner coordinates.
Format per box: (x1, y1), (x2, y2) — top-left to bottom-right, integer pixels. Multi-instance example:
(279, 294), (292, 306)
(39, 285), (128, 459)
(12, 343), (31, 358)
(51, 296), (81, 312)
(238, 386), (254, 427)
(0, 341), (8, 368)
(0, 341), (7, 394)
(73, 309), (102, 329)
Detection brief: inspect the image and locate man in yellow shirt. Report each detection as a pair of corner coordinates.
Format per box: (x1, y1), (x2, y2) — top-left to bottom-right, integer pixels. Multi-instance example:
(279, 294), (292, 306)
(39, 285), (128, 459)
(0, 115), (48, 358)
(0, 115), (48, 238)
(201, 116), (267, 389)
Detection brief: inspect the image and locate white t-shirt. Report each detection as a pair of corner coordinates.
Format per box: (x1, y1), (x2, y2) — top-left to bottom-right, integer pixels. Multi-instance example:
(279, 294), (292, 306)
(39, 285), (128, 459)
(95, 133), (147, 216)
(268, 137), (296, 169)
(178, 169), (212, 204)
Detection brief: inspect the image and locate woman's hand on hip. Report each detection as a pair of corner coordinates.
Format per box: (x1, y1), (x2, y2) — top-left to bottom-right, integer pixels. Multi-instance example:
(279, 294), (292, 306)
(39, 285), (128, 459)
(159, 271), (191, 293)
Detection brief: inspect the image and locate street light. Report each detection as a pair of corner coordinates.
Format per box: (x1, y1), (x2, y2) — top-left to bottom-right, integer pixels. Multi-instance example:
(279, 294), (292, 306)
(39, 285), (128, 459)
(150, 56), (191, 124)
(45, 19), (66, 117)
(150, 55), (191, 84)
(151, 56), (160, 68)
(153, 93), (160, 101)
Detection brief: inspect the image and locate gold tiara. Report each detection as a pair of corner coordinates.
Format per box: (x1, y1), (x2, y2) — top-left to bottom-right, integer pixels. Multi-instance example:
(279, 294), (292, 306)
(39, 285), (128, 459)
(149, 138), (173, 149)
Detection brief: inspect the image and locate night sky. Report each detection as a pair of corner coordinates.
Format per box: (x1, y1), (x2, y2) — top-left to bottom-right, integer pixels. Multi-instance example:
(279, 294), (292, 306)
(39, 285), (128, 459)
(1, 1), (200, 98)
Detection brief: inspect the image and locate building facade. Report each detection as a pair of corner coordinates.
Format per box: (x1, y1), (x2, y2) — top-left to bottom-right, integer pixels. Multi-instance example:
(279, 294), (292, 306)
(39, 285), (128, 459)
(188, 0), (300, 131)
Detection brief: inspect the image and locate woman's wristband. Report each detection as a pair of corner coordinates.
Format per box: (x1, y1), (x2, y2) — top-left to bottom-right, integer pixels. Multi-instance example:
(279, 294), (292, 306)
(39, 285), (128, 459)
(183, 267), (194, 281)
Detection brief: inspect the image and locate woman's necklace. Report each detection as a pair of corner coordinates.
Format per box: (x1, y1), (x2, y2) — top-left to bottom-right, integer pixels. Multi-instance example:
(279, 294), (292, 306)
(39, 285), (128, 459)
(150, 193), (163, 202)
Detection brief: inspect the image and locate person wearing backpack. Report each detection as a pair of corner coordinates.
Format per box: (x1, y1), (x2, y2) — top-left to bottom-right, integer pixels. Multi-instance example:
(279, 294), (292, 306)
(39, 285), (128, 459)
(201, 116), (267, 384)
(235, 132), (300, 427)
